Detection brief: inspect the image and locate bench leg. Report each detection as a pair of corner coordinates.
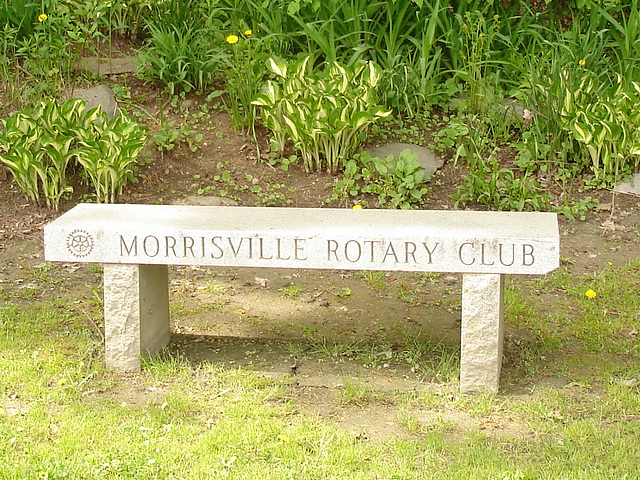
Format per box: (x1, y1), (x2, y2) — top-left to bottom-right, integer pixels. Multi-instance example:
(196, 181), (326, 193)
(103, 264), (170, 372)
(460, 273), (504, 394)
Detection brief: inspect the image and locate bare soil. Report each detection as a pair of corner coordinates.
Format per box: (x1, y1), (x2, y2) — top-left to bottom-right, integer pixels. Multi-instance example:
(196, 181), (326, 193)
(2, 73), (640, 440)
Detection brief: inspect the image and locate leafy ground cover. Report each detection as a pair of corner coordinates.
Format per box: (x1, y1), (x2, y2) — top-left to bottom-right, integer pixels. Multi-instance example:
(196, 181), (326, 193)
(2, 90), (640, 478)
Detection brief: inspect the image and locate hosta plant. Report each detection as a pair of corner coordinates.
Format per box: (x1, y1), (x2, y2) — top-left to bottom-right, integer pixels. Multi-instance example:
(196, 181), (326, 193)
(75, 113), (148, 204)
(520, 50), (640, 187)
(253, 55), (391, 173)
(0, 98), (148, 208)
(0, 101), (91, 209)
(560, 72), (640, 185)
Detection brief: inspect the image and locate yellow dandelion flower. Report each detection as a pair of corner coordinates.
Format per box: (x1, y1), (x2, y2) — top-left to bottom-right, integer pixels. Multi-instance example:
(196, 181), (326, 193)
(579, 59), (586, 67)
(57, 378), (68, 386)
(352, 204), (363, 209)
(277, 434), (290, 443)
(226, 35), (239, 45)
(244, 29), (252, 36)
(38, 13), (48, 22)
(585, 289), (597, 299)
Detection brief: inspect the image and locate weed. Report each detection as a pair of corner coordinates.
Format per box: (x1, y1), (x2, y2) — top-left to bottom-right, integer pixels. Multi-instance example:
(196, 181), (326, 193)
(141, 348), (192, 381)
(304, 331), (361, 359)
(337, 287), (352, 298)
(283, 341), (305, 357)
(452, 154), (549, 212)
(357, 270), (387, 290)
(89, 264), (103, 274)
(170, 301), (198, 318)
(330, 149), (429, 209)
(337, 378), (374, 406)
(244, 315), (269, 326)
(419, 272), (441, 285)
(399, 337), (460, 383)
(154, 119), (194, 153)
(279, 284), (304, 298)
(266, 153), (299, 172)
(369, 114), (432, 146)
(203, 280), (229, 296)
(397, 411), (455, 436)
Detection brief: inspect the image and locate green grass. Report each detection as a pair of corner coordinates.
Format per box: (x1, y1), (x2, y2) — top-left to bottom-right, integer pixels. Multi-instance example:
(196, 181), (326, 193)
(357, 270), (387, 290)
(278, 284), (304, 298)
(203, 279), (230, 296)
(2, 259), (640, 478)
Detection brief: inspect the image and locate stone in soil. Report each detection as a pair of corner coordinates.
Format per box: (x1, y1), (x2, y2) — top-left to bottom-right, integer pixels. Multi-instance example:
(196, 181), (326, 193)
(76, 57), (138, 75)
(367, 142), (444, 177)
(69, 84), (118, 120)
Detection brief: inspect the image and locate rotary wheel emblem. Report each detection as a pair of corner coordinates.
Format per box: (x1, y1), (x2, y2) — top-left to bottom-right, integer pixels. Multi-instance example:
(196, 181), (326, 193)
(66, 229), (94, 257)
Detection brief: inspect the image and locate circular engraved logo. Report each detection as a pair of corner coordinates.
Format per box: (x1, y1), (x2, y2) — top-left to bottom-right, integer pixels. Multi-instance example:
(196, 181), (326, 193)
(66, 229), (94, 257)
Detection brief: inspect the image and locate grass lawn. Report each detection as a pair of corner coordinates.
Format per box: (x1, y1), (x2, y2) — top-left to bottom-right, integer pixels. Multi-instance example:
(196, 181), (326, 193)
(1, 259), (640, 479)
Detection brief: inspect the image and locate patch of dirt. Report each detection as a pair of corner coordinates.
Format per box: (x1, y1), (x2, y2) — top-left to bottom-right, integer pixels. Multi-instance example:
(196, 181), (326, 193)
(2, 72), (640, 441)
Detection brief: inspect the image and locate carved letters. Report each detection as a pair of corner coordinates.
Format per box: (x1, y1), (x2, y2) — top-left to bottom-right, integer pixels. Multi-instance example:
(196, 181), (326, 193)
(119, 234), (537, 269)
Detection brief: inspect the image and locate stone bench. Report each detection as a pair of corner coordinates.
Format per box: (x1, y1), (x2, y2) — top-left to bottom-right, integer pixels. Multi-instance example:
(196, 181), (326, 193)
(44, 204), (559, 393)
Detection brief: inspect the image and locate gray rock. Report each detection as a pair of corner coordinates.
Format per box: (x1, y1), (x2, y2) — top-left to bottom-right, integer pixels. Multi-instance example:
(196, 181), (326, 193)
(70, 84), (118, 120)
(77, 57), (138, 75)
(367, 142), (444, 177)
(447, 95), (531, 123)
(501, 98), (526, 122)
(173, 196), (239, 207)
(615, 173), (640, 195)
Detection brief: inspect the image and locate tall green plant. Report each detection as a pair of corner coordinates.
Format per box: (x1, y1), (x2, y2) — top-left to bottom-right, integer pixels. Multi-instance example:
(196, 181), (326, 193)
(219, 0), (296, 56)
(14, 8), (79, 97)
(220, 0), (450, 113)
(370, 0), (446, 113)
(594, 0), (640, 81)
(444, 9), (510, 113)
(0, 23), (19, 95)
(138, 0), (226, 94)
(0, 0), (40, 38)
(138, 23), (223, 95)
(222, 29), (267, 131)
(103, 0), (155, 37)
(253, 55), (390, 173)
(287, 0), (374, 64)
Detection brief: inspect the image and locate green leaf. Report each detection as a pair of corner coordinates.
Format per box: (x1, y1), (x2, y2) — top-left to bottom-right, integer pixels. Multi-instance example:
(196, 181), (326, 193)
(267, 57), (287, 78)
(571, 121), (593, 144)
